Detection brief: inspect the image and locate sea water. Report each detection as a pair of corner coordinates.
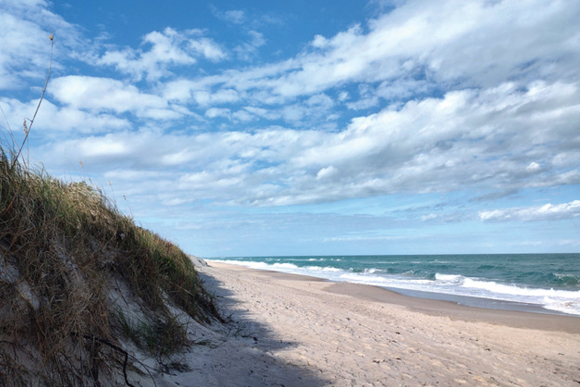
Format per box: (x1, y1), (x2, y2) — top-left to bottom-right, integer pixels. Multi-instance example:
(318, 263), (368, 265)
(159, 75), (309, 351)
(208, 254), (580, 316)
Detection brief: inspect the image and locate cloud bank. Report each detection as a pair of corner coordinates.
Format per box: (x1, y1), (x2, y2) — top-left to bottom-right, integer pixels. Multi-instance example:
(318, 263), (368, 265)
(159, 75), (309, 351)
(1, 0), (579, 254)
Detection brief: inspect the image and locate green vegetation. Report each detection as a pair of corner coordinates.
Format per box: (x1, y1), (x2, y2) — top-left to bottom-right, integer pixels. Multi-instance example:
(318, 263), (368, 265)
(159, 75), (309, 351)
(0, 40), (221, 384)
(0, 139), (221, 386)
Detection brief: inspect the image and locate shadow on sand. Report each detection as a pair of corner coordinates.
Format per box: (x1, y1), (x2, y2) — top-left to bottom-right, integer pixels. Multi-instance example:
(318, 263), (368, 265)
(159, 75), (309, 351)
(191, 269), (330, 387)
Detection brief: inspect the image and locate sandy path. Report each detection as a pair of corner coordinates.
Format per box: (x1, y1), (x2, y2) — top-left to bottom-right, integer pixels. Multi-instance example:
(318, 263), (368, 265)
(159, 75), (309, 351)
(151, 262), (580, 387)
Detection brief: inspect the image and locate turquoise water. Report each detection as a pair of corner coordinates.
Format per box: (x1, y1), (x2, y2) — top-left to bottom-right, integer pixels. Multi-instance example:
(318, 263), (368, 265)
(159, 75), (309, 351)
(208, 254), (580, 316)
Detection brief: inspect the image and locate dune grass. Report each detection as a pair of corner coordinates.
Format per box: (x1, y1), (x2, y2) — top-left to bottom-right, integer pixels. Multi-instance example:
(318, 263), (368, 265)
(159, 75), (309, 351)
(0, 140), (221, 386)
(0, 36), (221, 386)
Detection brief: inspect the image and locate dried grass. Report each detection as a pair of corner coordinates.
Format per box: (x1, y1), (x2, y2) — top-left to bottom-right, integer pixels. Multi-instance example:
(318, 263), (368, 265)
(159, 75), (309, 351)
(0, 36), (221, 386)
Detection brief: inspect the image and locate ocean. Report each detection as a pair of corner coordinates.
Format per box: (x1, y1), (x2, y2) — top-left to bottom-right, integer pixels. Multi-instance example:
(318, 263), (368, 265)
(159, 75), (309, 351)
(208, 254), (580, 316)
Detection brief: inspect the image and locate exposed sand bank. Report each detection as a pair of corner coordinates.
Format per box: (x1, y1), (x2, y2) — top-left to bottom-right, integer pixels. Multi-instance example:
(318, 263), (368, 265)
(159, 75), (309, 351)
(151, 261), (580, 387)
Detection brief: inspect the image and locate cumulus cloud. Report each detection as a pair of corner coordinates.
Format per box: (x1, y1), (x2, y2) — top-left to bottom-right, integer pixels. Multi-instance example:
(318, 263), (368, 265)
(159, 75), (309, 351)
(49, 75), (184, 120)
(194, 0), (580, 106)
(479, 200), (580, 222)
(4, 0), (580, 215)
(276, 81), (579, 199)
(96, 27), (226, 81)
(35, 77), (579, 208)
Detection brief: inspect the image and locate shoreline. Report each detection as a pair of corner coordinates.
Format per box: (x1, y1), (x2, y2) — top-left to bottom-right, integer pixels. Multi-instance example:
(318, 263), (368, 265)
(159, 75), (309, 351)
(207, 260), (580, 333)
(205, 256), (580, 318)
(154, 260), (580, 386)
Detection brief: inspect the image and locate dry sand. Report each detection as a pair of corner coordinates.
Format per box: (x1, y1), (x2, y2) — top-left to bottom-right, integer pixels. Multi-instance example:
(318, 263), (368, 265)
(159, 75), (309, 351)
(150, 261), (580, 387)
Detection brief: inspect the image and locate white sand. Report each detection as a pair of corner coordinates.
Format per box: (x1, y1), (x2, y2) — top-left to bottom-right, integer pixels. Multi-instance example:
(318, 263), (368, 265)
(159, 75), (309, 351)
(148, 262), (580, 387)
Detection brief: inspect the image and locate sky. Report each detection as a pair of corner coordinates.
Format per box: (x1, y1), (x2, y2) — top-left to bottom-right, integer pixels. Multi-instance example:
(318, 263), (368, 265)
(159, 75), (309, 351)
(1, 0), (579, 257)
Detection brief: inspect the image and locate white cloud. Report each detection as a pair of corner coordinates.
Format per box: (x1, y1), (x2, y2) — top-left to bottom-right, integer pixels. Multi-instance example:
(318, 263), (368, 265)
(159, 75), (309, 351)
(306, 94), (334, 109)
(189, 0), (580, 107)
(421, 214), (438, 222)
(194, 88), (240, 106)
(97, 28), (226, 81)
(479, 200), (580, 222)
(0, 0), (79, 89)
(0, 97), (130, 133)
(526, 162), (541, 172)
(337, 91), (349, 102)
(263, 81), (580, 205)
(4, 0), (580, 216)
(316, 166), (338, 180)
(49, 75), (183, 120)
(346, 96), (379, 110)
(311, 35), (328, 49)
(79, 136), (127, 157)
(243, 106), (281, 120)
(189, 37), (228, 61)
(205, 107), (231, 119)
(231, 109), (254, 122)
(35, 77), (580, 208)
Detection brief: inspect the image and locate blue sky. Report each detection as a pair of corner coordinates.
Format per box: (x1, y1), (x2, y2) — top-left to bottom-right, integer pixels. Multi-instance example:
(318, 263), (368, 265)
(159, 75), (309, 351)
(1, 0), (579, 257)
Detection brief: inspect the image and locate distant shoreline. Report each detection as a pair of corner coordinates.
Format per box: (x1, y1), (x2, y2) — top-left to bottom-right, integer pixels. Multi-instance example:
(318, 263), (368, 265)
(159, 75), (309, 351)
(206, 254), (580, 318)
(206, 261), (580, 333)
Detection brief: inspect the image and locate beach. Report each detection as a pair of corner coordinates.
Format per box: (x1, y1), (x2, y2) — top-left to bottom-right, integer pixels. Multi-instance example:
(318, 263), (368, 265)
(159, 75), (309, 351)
(153, 261), (580, 387)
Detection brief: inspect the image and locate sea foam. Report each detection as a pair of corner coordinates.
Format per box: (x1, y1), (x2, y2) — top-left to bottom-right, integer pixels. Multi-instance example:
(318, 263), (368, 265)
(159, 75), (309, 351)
(209, 256), (580, 316)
